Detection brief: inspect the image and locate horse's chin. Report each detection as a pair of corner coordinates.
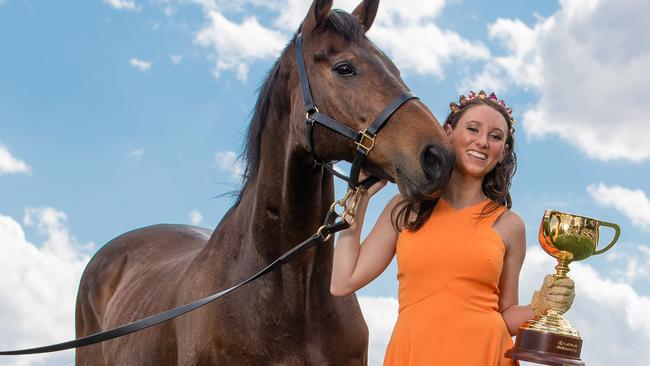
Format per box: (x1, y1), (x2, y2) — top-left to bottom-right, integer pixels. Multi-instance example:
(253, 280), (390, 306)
(396, 174), (444, 202)
(363, 163), (396, 184)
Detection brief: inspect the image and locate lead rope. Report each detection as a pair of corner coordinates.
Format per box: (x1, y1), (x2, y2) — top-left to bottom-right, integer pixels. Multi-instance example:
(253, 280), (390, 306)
(0, 186), (368, 356)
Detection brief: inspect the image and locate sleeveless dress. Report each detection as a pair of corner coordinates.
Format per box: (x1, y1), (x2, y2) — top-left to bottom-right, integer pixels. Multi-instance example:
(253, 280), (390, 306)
(383, 198), (518, 366)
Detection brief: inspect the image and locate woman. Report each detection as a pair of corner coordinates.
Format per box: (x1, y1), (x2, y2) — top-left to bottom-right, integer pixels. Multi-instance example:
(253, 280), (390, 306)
(330, 91), (575, 365)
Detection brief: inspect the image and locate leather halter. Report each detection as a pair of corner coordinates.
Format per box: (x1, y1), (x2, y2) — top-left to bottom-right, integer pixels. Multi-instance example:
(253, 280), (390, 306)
(295, 33), (418, 188)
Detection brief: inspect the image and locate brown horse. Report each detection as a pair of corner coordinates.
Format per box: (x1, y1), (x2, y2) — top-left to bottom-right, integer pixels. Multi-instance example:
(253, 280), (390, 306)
(75, 0), (454, 364)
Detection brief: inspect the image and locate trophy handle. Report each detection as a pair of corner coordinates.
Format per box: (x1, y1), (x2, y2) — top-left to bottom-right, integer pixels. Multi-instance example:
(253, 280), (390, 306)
(542, 210), (560, 242)
(539, 211), (554, 255)
(594, 221), (621, 255)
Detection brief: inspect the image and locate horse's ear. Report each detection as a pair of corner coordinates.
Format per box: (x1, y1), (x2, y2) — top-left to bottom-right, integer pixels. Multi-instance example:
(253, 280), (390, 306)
(352, 0), (379, 32)
(301, 0), (333, 34)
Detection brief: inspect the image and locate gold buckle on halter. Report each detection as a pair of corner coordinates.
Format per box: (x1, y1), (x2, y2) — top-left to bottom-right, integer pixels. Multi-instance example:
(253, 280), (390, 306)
(356, 129), (375, 155)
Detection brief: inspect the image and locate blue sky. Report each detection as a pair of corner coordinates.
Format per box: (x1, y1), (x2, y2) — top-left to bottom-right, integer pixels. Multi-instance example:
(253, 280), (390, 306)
(1, 0), (649, 365)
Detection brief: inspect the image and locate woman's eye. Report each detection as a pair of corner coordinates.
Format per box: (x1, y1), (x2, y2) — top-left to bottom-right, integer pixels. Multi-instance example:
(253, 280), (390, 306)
(490, 134), (503, 141)
(468, 127), (478, 133)
(334, 62), (357, 76)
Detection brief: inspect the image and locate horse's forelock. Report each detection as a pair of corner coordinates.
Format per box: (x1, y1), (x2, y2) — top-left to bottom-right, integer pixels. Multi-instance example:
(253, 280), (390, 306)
(320, 9), (365, 42)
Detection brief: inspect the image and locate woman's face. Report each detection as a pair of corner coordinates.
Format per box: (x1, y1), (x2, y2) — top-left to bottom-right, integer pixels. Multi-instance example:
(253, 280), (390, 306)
(445, 104), (509, 179)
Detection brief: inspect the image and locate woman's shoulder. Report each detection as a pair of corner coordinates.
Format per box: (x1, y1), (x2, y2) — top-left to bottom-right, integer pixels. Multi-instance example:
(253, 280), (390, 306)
(495, 207), (525, 229)
(492, 207), (526, 251)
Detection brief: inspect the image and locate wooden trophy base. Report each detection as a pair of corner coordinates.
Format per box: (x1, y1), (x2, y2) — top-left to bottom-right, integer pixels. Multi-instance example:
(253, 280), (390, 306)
(505, 327), (585, 366)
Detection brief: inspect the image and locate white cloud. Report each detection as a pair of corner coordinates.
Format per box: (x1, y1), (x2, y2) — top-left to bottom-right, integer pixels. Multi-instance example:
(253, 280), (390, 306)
(162, 5), (175, 16)
(272, 0), (488, 79)
(471, 0), (650, 162)
(194, 10), (286, 81)
(186, 0), (486, 81)
(368, 0), (490, 79)
(127, 149), (144, 160)
(605, 244), (650, 286)
(370, 23), (489, 79)
(214, 150), (244, 181)
(587, 183), (650, 230)
(272, 0), (446, 32)
(269, 0), (311, 31)
(0, 144), (31, 175)
(0, 208), (93, 366)
(358, 296), (397, 366)
(171, 54), (183, 64)
(129, 58), (151, 71)
(104, 0), (140, 11)
(189, 209), (203, 225)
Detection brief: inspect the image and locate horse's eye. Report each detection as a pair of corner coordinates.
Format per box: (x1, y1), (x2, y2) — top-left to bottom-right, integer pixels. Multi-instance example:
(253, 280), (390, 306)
(333, 62), (357, 77)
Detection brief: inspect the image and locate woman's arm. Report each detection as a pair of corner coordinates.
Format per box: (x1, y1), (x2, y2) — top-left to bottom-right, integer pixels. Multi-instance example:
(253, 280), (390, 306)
(495, 210), (577, 336)
(330, 190), (400, 297)
(492, 210), (534, 336)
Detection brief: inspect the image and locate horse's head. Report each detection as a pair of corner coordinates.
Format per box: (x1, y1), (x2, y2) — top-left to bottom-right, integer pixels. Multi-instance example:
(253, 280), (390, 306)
(289, 0), (454, 200)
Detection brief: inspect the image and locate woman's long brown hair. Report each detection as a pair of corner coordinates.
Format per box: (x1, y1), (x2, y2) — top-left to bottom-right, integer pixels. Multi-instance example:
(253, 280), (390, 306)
(392, 97), (517, 232)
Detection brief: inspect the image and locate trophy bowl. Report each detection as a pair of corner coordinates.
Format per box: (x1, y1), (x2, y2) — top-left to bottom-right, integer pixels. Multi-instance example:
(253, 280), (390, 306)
(506, 209), (620, 366)
(539, 210), (619, 262)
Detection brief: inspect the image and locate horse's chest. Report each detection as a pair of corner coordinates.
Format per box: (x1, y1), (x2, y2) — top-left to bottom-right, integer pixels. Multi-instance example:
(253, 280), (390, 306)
(177, 301), (367, 365)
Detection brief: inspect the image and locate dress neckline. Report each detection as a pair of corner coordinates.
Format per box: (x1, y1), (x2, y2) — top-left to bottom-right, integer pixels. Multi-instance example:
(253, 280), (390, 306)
(439, 197), (490, 213)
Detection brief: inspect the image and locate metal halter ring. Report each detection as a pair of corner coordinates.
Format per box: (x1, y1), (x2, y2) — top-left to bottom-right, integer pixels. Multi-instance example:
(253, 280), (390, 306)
(316, 225), (332, 241)
(305, 106), (320, 121)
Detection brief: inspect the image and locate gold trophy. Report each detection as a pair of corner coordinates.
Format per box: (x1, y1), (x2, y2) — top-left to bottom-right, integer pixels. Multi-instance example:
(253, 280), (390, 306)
(505, 210), (620, 366)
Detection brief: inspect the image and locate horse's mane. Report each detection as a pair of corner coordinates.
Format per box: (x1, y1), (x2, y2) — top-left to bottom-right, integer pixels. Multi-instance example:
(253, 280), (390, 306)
(235, 10), (364, 202)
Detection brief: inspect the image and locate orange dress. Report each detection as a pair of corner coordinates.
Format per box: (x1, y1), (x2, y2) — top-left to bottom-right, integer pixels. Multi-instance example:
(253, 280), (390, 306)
(383, 198), (518, 366)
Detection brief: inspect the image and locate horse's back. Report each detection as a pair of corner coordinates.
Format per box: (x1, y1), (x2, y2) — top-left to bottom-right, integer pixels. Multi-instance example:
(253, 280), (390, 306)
(75, 224), (212, 366)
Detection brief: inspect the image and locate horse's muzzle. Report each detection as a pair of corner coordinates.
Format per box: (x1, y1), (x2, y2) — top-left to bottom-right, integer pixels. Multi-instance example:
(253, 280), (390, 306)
(420, 143), (455, 193)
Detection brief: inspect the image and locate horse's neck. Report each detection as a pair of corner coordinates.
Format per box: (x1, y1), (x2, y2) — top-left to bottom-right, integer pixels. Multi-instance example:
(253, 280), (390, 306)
(233, 122), (335, 302)
(207, 65), (336, 301)
(243, 146), (334, 257)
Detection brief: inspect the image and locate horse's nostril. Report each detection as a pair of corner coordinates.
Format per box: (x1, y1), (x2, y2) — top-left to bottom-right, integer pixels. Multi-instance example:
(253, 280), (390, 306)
(421, 144), (455, 183)
(423, 147), (440, 170)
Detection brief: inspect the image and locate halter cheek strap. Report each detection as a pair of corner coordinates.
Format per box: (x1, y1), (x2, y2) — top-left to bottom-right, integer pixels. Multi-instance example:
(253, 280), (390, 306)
(295, 33), (418, 189)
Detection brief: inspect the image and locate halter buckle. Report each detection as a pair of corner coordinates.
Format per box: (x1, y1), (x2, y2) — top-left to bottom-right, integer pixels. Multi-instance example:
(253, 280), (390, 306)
(355, 129), (375, 155)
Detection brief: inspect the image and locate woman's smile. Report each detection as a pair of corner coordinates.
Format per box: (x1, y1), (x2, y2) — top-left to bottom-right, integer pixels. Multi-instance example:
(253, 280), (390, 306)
(467, 149), (487, 160)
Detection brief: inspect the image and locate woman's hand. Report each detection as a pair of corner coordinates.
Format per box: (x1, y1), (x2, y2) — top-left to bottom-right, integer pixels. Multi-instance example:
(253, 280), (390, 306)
(342, 170), (387, 226)
(358, 170), (387, 197)
(530, 274), (576, 316)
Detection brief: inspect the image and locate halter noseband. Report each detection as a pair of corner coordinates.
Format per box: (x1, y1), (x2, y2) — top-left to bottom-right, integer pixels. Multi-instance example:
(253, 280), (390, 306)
(295, 33), (418, 189)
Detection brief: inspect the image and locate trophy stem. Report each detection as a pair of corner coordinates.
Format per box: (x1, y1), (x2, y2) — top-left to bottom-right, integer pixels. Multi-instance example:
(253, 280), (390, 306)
(554, 251), (573, 279)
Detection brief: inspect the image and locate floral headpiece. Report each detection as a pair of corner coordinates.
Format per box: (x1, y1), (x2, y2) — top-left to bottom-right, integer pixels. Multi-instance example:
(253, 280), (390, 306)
(449, 90), (516, 126)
